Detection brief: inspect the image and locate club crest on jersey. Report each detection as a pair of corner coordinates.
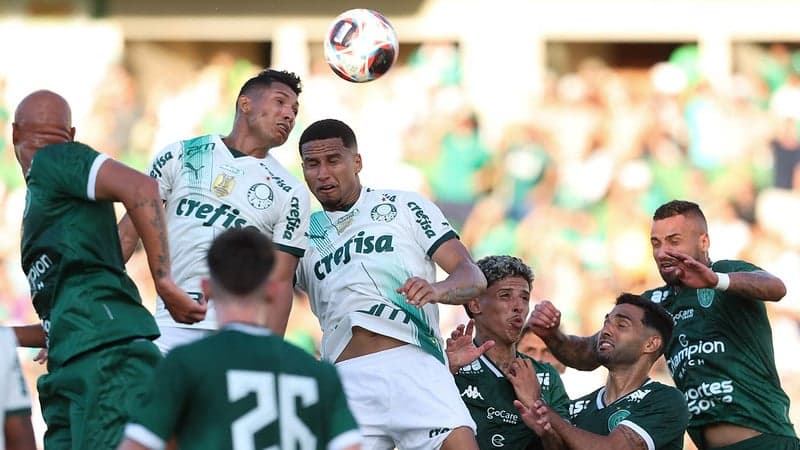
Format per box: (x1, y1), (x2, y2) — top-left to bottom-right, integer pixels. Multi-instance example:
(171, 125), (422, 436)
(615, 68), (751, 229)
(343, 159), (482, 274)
(247, 183), (274, 210)
(697, 288), (715, 308)
(370, 203), (397, 222)
(213, 174), (236, 197)
(607, 409), (630, 431)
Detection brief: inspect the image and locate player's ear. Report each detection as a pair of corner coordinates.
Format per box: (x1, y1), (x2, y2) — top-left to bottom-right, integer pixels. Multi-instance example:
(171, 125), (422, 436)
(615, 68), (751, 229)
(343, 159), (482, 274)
(466, 298), (481, 316)
(643, 334), (661, 356)
(354, 151), (362, 174)
(238, 95), (250, 114)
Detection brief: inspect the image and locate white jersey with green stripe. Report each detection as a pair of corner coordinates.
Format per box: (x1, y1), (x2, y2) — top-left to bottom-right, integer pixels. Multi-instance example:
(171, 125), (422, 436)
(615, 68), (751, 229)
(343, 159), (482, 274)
(149, 134), (310, 330)
(296, 187), (457, 364)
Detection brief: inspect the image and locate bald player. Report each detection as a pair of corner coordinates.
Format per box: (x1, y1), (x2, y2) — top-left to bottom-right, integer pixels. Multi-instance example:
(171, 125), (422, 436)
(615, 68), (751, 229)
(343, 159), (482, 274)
(11, 90), (189, 449)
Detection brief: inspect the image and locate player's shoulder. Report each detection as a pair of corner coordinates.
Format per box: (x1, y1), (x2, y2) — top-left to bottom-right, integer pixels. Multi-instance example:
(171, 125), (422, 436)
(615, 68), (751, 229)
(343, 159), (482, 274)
(712, 259), (761, 273)
(636, 379), (685, 404)
(38, 141), (96, 159)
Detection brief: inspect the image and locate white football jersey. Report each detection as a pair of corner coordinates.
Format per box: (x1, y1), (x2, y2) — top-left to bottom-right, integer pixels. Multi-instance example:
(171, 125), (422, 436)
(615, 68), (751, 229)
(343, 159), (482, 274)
(296, 187), (457, 364)
(148, 134), (310, 329)
(0, 327), (31, 450)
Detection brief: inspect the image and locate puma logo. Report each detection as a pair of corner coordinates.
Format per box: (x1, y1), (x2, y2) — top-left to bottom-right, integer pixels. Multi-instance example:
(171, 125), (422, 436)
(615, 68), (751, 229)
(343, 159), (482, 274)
(183, 162), (204, 179)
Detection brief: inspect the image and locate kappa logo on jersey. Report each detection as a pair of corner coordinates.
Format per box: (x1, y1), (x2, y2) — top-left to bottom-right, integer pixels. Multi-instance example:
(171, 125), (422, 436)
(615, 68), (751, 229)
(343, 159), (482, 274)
(569, 400), (591, 418)
(491, 434), (506, 447)
(370, 203), (397, 222)
(407, 202), (437, 238)
(627, 388), (651, 403)
(213, 174), (236, 197)
(259, 163), (292, 192)
(312, 232), (395, 280)
(283, 196), (301, 240)
(149, 151), (174, 178)
(175, 198), (247, 228)
(536, 372), (551, 387)
(246, 183), (274, 210)
(607, 409), (631, 431)
(461, 385), (484, 400)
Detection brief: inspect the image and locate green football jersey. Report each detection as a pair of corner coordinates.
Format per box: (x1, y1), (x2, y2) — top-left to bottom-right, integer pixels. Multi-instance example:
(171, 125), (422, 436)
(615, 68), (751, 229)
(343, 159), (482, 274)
(569, 379), (688, 450)
(20, 142), (158, 368)
(126, 324), (360, 450)
(643, 259), (796, 438)
(454, 352), (570, 450)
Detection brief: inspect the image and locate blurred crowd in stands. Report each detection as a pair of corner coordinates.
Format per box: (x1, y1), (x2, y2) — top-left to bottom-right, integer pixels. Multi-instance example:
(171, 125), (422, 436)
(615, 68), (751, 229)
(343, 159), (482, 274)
(2, 40), (800, 441)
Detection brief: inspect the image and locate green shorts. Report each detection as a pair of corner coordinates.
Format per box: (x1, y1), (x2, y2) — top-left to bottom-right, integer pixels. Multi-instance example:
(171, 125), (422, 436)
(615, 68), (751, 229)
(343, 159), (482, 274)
(37, 338), (162, 450)
(693, 432), (800, 450)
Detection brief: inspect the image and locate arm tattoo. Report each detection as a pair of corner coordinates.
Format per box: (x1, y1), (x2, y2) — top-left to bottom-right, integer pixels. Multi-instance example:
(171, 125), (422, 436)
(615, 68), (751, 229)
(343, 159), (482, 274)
(547, 333), (601, 371)
(619, 425), (648, 450)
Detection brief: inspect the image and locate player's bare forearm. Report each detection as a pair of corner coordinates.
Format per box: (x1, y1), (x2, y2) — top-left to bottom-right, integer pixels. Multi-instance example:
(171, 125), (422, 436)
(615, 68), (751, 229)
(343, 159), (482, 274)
(540, 430), (567, 450)
(434, 260), (487, 305)
(118, 213), (140, 263)
(126, 183), (172, 283)
(549, 412), (647, 450)
(265, 251), (300, 336)
(545, 331), (601, 371)
(12, 324), (46, 348)
(5, 414), (37, 450)
(727, 270), (786, 302)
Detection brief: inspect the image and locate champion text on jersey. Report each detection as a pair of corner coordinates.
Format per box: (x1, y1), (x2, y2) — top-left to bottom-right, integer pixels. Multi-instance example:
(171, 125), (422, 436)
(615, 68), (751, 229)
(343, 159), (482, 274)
(175, 198), (247, 228)
(26, 253), (53, 297)
(407, 202), (436, 238)
(283, 196), (301, 240)
(313, 232), (395, 280)
(149, 151), (173, 178)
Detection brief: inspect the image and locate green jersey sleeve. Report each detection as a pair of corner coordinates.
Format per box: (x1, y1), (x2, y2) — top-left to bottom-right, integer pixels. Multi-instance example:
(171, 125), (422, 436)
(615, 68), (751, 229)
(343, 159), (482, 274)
(617, 385), (689, 450)
(125, 352), (190, 447)
(32, 142), (108, 201)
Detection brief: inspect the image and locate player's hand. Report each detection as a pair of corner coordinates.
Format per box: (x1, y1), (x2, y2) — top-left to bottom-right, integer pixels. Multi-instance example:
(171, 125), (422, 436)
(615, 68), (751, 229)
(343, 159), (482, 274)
(445, 320), (494, 373)
(33, 348), (48, 365)
(524, 300), (562, 339)
(506, 358), (540, 409)
(664, 250), (718, 289)
(157, 279), (207, 324)
(397, 276), (443, 307)
(514, 399), (555, 437)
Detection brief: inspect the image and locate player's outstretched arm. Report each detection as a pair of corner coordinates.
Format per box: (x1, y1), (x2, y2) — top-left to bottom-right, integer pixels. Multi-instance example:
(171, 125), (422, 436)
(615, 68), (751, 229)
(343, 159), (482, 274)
(526, 300), (601, 371)
(665, 250), (786, 301)
(264, 250), (299, 336)
(446, 320), (495, 374)
(94, 159), (206, 324)
(398, 238), (487, 307)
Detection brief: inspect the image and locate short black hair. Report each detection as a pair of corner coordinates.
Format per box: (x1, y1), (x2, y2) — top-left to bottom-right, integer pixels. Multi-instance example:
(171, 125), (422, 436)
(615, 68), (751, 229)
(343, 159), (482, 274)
(653, 200), (707, 229)
(207, 228), (275, 297)
(615, 293), (674, 357)
(464, 255), (534, 318)
(237, 69), (302, 102)
(298, 118), (358, 155)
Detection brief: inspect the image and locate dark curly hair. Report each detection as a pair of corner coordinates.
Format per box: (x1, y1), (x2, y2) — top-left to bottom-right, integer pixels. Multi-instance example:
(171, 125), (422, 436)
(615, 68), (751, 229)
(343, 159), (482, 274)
(464, 255), (534, 318)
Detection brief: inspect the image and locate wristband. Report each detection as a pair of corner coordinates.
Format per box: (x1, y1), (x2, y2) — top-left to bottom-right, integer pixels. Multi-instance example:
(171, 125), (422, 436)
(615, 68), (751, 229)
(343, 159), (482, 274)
(714, 272), (730, 291)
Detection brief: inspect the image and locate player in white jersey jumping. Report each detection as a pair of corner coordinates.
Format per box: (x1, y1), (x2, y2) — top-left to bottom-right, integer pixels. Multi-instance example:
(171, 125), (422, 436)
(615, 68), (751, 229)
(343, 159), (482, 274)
(0, 327), (36, 450)
(295, 118), (487, 450)
(119, 69), (310, 353)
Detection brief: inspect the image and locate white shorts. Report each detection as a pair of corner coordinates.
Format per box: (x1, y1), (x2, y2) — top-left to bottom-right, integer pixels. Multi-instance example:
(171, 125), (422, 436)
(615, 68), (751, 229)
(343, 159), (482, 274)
(154, 327), (213, 354)
(335, 344), (476, 450)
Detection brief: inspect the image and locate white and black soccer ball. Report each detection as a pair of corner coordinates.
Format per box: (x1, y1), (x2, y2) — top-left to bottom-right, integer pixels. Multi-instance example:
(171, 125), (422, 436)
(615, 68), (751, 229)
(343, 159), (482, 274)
(324, 8), (399, 83)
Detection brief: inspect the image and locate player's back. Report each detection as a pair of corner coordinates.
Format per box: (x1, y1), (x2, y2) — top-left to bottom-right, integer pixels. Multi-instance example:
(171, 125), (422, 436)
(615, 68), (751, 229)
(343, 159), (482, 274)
(131, 324), (359, 450)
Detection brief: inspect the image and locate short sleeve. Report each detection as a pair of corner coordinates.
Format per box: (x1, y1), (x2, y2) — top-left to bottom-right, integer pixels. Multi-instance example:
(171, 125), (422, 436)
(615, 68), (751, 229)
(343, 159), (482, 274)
(400, 193), (458, 258)
(31, 142), (107, 201)
(271, 186), (310, 257)
(125, 352), (191, 448)
(618, 386), (689, 450)
(147, 141), (183, 201)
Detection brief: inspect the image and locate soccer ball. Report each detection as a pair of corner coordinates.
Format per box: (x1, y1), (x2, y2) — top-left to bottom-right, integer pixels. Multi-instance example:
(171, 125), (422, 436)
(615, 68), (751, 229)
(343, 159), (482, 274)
(324, 9), (399, 83)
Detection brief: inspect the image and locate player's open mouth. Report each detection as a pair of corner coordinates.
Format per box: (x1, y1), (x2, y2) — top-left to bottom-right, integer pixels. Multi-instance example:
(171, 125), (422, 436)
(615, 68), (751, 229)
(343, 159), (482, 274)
(509, 317), (524, 328)
(317, 184), (336, 194)
(276, 123), (290, 136)
(598, 339), (614, 351)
